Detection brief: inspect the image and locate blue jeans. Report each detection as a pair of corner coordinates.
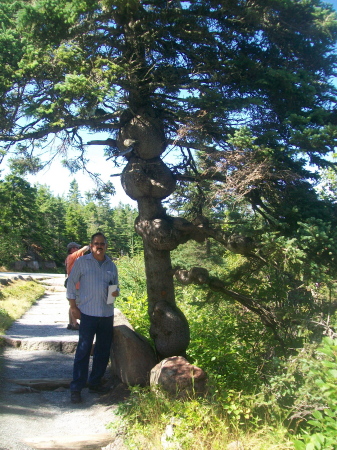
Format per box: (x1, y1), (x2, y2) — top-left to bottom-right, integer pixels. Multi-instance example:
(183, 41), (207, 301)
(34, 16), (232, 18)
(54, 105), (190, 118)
(70, 312), (114, 392)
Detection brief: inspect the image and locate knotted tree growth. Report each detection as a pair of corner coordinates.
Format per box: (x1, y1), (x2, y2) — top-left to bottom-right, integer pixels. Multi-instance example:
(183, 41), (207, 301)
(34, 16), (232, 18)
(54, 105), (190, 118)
(1, 0), (337, 356)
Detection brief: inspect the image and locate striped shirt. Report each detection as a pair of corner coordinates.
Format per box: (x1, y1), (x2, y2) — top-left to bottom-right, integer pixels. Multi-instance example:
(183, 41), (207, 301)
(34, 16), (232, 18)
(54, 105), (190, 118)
(66, 253), (118, 317)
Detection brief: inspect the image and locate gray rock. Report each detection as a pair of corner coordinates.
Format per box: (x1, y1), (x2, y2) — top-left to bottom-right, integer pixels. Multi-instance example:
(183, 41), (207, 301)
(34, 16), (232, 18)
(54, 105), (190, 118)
(26, 261), (40, 270)
(41, 261), (57, 269)
(110, 309), (158, 386)
(14, 261), (27, 270)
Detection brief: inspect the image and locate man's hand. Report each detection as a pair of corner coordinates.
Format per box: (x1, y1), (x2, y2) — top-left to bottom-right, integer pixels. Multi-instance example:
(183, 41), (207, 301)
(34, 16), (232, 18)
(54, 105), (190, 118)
(70, 305), (81, 320)
(69, 299), (81, 320)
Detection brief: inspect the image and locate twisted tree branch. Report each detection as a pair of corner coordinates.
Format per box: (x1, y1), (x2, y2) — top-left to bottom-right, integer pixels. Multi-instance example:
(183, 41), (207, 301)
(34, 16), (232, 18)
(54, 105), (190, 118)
(174, 266), (284, 344)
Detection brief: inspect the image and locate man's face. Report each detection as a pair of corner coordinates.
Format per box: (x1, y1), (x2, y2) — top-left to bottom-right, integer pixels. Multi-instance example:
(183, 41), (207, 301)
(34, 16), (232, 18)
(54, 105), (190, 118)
(70, 247), (79, 254)
(90, 237), (107, 260)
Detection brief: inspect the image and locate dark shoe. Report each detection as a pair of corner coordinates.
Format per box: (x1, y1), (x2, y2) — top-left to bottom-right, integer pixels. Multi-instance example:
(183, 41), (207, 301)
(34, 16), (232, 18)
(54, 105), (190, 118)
(88, 384), (110, 394)
(70, 391), (82, 403)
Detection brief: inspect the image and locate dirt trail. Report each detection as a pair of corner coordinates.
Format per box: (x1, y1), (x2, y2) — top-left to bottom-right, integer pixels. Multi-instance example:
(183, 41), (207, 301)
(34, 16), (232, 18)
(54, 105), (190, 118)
(0, 276), (128, 450)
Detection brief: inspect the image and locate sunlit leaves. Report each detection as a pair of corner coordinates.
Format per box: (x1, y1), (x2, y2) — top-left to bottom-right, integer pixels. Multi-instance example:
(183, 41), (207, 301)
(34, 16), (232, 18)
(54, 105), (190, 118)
(17, 0), (98, 43)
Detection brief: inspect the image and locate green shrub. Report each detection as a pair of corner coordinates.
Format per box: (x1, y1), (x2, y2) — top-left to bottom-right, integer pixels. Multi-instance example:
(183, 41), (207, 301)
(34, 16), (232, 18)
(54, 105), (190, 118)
(175, 283), (278, 393)
(292, 337), (337, 450)
(114, 254), (150, 338)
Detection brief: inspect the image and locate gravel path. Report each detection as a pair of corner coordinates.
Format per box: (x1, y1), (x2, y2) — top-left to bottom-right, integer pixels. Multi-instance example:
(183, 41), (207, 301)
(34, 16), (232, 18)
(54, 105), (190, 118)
(0, 276), (128, 450)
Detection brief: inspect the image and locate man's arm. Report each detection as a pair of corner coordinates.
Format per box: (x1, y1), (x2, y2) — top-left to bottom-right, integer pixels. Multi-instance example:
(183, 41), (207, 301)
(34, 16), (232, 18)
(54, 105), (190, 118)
(75, 245), (90, 257)
(66, 245), (90, 275)
(66, 258), (81, 304)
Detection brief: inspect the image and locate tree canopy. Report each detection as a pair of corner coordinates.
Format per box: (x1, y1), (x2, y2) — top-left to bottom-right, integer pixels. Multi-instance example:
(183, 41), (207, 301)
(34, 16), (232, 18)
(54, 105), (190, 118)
(2, 0), (337, 157)
(1, 0), (337, 357)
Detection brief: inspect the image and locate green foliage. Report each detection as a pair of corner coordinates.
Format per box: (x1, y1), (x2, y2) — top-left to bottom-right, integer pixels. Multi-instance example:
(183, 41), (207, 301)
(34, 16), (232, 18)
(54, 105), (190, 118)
(0, 174), (38, 233)
(8, 154), (43, 175)
(171, 239), (225, 273)
(65, 181), (88, 245)
(114, 254), (149, 338)
(249, 216), (337, 293)
(112, 204), (143, 257)
(0, 0), (25, 95)
(0, 233), (26, 267)
(0, 174), (39, 264)
(114, 387), (248, 450)
(175, 284), (270, 392)
(318, 166), (337, 203)
(292, 337), (337, 450)
(34, 185), (67, 262)
(0, 171), (142, 267)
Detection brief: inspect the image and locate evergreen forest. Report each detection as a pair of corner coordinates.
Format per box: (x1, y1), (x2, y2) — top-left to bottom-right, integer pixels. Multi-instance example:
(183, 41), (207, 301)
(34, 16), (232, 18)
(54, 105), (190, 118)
(0, 175), (142, 266)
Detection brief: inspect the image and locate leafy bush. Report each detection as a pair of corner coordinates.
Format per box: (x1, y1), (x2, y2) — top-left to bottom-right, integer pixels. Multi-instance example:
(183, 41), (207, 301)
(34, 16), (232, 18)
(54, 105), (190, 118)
(114, 254), (150, 338)
(292, 337), (337, 450)
(175, 283), (274, 392)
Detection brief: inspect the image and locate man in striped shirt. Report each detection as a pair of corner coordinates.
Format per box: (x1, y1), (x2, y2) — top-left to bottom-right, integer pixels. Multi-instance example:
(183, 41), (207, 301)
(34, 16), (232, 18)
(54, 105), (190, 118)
(66, 232), (119, 404)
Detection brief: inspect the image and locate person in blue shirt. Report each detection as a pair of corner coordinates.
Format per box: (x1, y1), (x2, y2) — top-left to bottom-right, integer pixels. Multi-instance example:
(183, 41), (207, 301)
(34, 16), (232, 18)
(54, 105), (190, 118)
(66, 232), (119, 404)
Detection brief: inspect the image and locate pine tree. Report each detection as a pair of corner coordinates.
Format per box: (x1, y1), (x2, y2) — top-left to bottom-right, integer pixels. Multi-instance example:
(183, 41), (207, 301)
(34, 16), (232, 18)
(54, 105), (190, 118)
(65, 180), (88, 244)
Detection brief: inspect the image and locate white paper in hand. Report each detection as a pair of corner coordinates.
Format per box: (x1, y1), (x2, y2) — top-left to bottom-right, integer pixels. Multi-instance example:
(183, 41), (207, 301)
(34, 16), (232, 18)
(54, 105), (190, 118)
(107, 285), (117, 304)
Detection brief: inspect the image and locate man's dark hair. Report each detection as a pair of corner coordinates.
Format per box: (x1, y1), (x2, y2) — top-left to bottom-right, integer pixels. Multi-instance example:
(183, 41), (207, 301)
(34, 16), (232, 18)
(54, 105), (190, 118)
(91, 232), (107, 244)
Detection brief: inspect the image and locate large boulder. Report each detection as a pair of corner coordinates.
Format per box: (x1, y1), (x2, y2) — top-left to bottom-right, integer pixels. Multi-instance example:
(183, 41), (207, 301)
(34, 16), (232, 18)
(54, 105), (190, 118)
(150, 356), (207, 398)
(110, 309), (158, 387)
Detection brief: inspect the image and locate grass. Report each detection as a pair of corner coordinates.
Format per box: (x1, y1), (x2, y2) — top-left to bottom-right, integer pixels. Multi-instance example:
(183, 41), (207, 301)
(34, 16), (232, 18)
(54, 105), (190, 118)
(0, 279), (45, 335)
(111, 386), (294, 450)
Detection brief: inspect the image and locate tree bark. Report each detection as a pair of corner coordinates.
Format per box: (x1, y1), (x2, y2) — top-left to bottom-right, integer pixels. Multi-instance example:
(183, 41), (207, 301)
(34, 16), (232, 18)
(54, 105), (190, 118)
(119, 134), (190, 357)
(136, 197), (190, 358)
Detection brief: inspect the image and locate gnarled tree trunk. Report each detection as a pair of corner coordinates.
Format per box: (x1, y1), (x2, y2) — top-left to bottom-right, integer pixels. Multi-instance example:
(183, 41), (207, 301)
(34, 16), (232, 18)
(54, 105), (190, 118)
(119, 114), (190, 358)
